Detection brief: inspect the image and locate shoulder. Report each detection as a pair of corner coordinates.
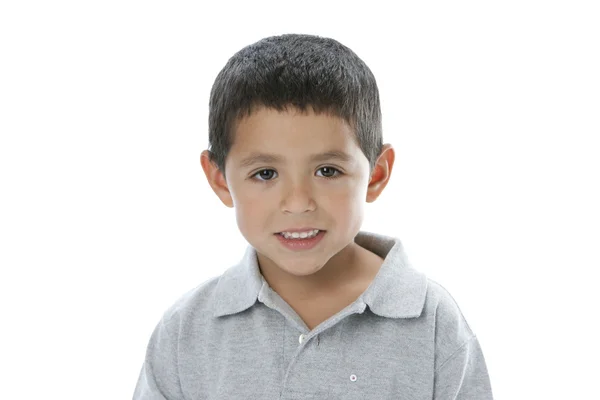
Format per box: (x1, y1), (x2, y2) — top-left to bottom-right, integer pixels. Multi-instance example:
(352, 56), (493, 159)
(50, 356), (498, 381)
(425, 278), (470, 317)
(424, 278), (474, 337)
(159, 273), (223, 329)
(423, 278), (476, 366)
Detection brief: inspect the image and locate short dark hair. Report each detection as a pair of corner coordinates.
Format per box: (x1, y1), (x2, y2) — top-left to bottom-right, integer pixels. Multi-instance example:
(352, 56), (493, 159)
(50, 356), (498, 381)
(207, 33), (383, 174)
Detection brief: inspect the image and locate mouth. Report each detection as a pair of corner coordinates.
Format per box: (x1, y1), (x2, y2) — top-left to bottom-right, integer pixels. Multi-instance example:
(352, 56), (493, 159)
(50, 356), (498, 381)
(275, 229), (325, 239)
(274, 230), (326, 251)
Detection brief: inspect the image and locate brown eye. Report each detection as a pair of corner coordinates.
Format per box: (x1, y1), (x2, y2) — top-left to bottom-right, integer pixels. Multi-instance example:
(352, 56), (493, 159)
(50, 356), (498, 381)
(317, 167), (342, 179)
(253, 169), (277, 181)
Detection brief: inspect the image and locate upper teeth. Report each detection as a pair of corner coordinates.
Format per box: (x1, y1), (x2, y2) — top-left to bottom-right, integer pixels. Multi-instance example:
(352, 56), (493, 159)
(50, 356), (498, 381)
(280, 229), (319, 239)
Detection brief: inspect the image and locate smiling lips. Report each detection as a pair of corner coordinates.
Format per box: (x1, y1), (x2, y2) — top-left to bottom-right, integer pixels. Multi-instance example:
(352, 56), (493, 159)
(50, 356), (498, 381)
(278, 229), (320, 239)
(277, 227), (322, 233)
(276, 227), (324, 239)
(276, 229), (326, 250)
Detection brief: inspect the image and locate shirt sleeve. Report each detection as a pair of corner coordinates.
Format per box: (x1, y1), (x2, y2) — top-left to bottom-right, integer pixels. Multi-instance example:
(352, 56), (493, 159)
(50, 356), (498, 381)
(433, 335), (494, 400)
(133, 315), (185, 400)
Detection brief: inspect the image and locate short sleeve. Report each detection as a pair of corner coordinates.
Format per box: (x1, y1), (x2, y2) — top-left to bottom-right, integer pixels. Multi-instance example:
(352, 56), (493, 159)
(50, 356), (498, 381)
(133, 315), (185, 400)
(433, 335), (493, 399)
(431, 279), (494, 399)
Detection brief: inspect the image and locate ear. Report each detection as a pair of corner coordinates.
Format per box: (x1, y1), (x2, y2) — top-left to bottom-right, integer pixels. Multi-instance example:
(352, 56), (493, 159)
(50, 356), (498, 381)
(366, 144), (395, 203)
(200, 150), (234, 208)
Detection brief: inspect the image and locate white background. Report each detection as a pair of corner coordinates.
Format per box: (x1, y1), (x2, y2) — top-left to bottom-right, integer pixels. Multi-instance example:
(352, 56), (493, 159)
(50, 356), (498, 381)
(1, 1), (598, 398)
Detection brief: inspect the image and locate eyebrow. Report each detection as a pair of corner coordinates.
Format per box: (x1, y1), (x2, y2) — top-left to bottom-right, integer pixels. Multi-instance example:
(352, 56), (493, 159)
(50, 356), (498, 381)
(238, 150), (353, 168)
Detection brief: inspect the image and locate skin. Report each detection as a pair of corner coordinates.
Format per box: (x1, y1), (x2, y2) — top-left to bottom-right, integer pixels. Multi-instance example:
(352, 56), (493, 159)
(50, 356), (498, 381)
(201, 106), (395, 306)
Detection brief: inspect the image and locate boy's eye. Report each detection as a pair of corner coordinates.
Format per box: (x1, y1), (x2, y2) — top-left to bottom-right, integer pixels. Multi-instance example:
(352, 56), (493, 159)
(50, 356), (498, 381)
(316, 166), (341, 178)
(253, 169), (277, 181)
(251, 167), (342, 181)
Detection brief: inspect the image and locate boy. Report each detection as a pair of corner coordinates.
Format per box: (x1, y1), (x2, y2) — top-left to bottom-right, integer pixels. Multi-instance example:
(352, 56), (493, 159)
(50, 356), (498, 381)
(133, 34), (493, 399)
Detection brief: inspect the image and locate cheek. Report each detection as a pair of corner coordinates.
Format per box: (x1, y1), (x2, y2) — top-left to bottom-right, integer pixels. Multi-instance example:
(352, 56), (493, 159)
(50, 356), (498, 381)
(232, 187), (271, 230)
(322, 178), (367, 201)
(229, 180), (262, 207)
(320, 183), (366, 212)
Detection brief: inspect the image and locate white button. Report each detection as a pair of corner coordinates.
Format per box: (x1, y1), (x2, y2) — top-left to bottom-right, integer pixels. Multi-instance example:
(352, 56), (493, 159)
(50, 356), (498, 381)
(299, 334), (305, 344)
(350, 374), (357, 382)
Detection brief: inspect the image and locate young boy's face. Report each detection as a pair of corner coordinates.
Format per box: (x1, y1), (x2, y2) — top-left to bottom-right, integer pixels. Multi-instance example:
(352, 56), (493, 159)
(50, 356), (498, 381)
(201, 106), (393, 278)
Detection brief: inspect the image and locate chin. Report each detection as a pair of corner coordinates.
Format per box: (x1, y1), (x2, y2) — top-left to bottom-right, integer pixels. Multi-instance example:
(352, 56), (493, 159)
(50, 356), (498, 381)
(271, 255), (318, 272)
(285, 265), (323, 277)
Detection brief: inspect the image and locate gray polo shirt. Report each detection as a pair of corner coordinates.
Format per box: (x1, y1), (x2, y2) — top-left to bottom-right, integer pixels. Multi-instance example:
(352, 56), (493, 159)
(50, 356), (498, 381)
(133, 231), (493, 399)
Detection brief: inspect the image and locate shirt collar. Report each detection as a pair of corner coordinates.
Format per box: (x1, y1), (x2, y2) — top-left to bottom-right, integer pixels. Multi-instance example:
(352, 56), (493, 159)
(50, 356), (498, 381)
(211, 231), (428, 319)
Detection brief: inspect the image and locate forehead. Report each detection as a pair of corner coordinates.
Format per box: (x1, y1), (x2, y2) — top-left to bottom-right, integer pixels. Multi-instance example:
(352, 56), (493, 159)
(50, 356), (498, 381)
(230, 107), (360, 157)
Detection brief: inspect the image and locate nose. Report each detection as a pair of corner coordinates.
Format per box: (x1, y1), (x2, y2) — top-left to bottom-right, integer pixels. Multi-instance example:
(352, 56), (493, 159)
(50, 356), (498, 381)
(280, 178), (316, 214)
